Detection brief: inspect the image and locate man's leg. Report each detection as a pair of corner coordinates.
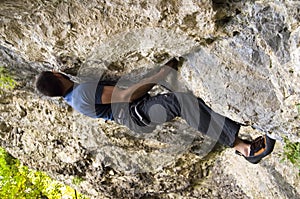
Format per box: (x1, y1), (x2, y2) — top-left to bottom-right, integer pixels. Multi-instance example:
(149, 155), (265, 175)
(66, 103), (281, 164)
(135, 92), (276, 163)
(138, 92), (241, 147)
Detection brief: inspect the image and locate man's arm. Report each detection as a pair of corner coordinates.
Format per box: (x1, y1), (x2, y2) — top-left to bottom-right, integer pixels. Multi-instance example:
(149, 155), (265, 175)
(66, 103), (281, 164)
(101, 58), (179, 103)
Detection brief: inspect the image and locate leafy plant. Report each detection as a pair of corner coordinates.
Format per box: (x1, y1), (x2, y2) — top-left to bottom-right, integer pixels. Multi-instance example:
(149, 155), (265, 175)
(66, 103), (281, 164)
(0, 147), (89, 198)
(0, 66), (17, 91)
(281, 137), (300, 175)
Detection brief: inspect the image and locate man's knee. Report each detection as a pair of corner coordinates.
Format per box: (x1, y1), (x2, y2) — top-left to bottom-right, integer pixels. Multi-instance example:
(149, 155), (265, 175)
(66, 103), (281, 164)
(147, 103), (169, 123)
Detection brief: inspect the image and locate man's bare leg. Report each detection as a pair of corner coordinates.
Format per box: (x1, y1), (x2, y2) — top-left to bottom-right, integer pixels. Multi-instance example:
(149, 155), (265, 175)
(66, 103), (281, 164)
(233, 137), (251, 157)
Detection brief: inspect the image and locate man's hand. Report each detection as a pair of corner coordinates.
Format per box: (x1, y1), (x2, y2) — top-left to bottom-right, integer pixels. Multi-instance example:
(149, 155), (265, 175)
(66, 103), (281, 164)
(155, 57), (180, 79)
(106, 57), (183, 103)
(165, 57), (179, 71)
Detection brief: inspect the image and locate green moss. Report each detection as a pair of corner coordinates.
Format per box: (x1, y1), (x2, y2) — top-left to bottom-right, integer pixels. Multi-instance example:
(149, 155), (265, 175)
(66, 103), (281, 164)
(72, 176), (85, 186)
(0, 66), (17, 91)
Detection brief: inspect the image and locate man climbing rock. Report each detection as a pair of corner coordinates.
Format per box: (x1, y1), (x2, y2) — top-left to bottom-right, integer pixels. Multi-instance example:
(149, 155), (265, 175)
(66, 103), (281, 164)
(36, 58), (276, 164)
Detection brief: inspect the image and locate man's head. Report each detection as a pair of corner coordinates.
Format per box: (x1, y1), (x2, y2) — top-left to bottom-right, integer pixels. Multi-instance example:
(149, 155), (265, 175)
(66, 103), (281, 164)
(36, 71), (71, 97)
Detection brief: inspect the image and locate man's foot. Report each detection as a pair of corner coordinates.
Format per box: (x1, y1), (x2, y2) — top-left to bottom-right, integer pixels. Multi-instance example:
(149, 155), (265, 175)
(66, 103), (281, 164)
(236, 135), (276, 164)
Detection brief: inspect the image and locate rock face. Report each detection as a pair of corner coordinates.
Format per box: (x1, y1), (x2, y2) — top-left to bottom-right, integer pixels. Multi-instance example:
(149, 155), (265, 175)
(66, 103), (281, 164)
(0, 0), (299, 198)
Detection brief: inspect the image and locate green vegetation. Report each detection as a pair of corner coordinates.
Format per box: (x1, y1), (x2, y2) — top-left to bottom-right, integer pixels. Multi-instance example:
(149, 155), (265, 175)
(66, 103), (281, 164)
(281, 138), (300, 175)
(72, 176), (85, 186)
(0, 147), (89, 199)
(0, 66), (17, 91)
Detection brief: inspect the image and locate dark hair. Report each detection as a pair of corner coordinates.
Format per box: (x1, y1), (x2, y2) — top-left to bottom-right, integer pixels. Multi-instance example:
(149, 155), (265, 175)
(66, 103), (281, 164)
(35, 71), (66, 97)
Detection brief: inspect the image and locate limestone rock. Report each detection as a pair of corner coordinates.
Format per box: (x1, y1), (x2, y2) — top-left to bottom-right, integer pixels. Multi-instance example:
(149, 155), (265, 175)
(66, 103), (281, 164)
(0, 0), (299, 198)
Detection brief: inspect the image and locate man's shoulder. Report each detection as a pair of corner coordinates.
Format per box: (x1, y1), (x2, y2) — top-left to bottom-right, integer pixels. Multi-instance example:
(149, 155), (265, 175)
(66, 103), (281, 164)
(72, 81), (104, 102)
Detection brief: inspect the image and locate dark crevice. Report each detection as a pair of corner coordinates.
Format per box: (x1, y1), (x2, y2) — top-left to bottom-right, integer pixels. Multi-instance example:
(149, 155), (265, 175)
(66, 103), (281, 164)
(212, 0), (246, 30)
(215, 16), (233, 27)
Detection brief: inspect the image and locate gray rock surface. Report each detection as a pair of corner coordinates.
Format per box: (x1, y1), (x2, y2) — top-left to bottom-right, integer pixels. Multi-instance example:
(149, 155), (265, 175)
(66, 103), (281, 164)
(0, 0), (299, 198)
